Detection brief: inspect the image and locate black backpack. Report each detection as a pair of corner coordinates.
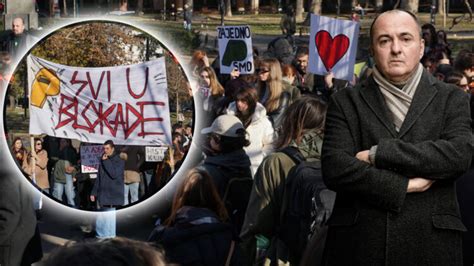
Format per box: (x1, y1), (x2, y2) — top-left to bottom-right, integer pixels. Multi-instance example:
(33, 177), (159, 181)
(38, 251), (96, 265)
(278, 146), (336, 265)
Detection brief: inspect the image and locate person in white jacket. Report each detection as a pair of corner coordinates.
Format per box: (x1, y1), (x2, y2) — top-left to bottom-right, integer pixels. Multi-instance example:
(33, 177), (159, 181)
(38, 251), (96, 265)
(226, 86), (275, 176)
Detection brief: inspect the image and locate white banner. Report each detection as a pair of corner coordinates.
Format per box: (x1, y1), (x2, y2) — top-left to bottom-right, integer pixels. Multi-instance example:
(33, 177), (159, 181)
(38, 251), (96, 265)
(145, 146), (168, 162)
(27, 56), (172, 146)
(217, 25), (254, 74)
(80, 145), (104, 173)
(308, 15), (359, 81)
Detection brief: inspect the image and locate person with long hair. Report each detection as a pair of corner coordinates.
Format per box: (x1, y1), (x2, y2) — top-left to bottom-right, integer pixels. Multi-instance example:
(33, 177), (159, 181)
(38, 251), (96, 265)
(256, 58), (291, 128)
(23, 138), (49, 193)
(197, 66), (225, 127)
(148, 168), (241, 265)
(240, 97), (327, 265)
(226, 86), (275, 176)
(190, 49), (209, 78)
(11, 137), (27, 166)
(281, 64), (301, 103)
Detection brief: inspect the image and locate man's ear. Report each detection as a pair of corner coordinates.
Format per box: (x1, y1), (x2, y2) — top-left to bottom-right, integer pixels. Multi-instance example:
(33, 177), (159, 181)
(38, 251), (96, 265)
(419, 38), (425, 59)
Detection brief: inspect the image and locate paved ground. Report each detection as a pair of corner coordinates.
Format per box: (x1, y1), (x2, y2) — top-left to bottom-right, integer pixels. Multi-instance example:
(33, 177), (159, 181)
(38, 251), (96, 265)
(34, 206), (158, 264)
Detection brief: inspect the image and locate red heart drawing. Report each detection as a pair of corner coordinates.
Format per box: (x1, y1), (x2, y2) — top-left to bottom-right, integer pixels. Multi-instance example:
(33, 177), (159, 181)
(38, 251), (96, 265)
(315, 30), (350, 72)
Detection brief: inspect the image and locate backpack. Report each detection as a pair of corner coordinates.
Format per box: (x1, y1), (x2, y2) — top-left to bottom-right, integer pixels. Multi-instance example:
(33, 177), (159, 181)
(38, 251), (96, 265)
(222, 176), (253, 233)
(278, 146), (336, 265)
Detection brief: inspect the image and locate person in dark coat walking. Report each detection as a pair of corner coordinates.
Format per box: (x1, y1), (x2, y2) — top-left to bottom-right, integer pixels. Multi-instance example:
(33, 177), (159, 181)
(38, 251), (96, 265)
(321, 10), (472, 265)
(148, 168), (241, 265)
(91, 140), (125, 238)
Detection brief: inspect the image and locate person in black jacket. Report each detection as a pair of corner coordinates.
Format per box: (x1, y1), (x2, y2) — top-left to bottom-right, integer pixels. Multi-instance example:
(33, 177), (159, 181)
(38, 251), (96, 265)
(148, 168), (241, 266)
(200, 114), (252, 197)
(0, 17), (32, 59)
(90, 140), (124, 239)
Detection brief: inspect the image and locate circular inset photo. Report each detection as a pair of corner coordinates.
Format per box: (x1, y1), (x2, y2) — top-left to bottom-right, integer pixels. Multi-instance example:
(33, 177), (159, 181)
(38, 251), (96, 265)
(3, 20), (194, 210)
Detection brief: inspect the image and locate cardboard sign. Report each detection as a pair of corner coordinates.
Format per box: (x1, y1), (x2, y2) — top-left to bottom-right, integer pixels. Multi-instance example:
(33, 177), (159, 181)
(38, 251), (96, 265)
(145, 146), (168, 162)
(308, 15), (360, 81)
(80, 145), (104, 173)
(217, 25), (254, 74)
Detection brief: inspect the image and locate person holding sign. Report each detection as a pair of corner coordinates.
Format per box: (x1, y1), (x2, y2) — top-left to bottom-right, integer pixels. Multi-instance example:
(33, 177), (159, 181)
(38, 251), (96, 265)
(321, 10), (471, 265)
(22, 138), (49, 193)
(197, 66), (225, 127)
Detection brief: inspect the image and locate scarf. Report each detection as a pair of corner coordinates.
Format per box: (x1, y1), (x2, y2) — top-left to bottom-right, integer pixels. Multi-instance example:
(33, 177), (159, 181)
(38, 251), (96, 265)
(373, 63), (423, 131)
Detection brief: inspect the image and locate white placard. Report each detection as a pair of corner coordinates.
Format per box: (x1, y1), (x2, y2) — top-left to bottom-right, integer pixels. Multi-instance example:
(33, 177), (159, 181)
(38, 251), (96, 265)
(145, 146), (168, 162)
(217, 25), (254, 74)
(308, 15), (360, 81)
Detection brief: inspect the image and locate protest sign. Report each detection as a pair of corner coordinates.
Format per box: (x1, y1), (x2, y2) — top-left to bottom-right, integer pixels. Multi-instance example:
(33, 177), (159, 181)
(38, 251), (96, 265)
(308, 15), (359, 81)
(217, 25), (254, 74)
(80, 145), (104, 173)
(145, 146), (168, 162)
(27, 56), (172, 146)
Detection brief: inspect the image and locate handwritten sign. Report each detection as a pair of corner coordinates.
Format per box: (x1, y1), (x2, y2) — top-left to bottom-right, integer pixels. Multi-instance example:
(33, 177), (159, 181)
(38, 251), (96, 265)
(217, 25), (254, 74)
(80, 145), (104, 173)
(145, 146), (168, 162)
(27, 55), (172, 146)
(308, 15), (359, 81)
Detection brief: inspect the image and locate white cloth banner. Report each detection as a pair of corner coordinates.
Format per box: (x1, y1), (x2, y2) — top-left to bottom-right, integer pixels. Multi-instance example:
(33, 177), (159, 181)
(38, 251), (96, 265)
(217, 25), (254, 74)
(27, 56), (172, 146)
(308, 15), (359, 81)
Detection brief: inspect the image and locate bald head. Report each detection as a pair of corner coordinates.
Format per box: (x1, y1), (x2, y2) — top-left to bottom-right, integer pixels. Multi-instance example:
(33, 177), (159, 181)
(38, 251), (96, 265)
(12, 17), (25, 36)
(370, 10), (425, 83)
(370, 10), (421, 46)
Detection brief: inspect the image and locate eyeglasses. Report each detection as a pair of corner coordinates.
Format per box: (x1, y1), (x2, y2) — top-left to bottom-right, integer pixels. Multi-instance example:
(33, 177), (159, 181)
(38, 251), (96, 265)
(36, 143), (42, 146)
(256, 69), (269, 74)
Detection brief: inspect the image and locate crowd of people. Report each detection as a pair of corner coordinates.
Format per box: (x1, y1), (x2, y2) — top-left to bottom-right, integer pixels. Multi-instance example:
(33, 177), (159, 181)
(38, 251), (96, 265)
(10, 123), (194, 210)
(1, 7), (474, 266)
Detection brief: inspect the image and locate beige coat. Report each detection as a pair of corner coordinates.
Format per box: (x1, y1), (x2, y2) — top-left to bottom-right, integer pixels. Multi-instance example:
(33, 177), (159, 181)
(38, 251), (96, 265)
(23, 149), (49, 189)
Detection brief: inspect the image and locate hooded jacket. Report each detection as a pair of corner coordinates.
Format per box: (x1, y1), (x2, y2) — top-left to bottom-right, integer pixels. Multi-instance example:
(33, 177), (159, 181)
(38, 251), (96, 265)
(226, 102), (275, 176)
(240, 131), (324, 265)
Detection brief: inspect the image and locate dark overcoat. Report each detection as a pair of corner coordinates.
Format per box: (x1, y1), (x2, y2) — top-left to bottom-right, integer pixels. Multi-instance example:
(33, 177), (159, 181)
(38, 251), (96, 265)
(321, 70), (472, 266)
(0, 173), (37, 266)
(91, 152), (125, 206)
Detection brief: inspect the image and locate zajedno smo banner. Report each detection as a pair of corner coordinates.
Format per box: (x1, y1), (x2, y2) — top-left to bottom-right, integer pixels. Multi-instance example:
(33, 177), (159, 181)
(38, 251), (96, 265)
(27, 55), (172, 146)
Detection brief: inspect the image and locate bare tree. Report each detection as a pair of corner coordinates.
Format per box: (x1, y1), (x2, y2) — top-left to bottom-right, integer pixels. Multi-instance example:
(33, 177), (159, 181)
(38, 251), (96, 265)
(375, 0), (383, 12)
(310, 0), (322, 15)
(250, 0), (259, 14)
(225, 0), (232, 16)
(136, 0), (143, 15)
(296, 0), (304, 20)
(438, 0), (445, 15)
(303, 0), (321, 26)
(401, 0), (419, 14)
